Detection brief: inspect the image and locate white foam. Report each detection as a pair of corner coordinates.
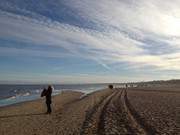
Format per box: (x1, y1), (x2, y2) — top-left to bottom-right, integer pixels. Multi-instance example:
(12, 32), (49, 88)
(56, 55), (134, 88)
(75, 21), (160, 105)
(6, 96), (16, 100)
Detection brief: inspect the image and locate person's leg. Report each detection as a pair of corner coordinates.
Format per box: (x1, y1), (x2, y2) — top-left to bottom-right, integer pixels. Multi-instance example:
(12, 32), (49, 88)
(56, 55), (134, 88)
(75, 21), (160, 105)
(48, 103), (52, 114)
(46, 102), (49, 114)
(47, 103), (51, 114)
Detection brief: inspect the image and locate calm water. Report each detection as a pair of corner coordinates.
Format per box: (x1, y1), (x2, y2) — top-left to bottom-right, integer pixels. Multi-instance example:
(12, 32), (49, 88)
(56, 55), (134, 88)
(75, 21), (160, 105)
(0, 84), (120, 107)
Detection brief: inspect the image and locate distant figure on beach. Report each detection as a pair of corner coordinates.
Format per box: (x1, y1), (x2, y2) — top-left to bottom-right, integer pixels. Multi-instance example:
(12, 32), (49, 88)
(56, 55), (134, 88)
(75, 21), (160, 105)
(126, 84), (128, 89)
(41, 85), (53, 114)
(108, 84), (113, 89)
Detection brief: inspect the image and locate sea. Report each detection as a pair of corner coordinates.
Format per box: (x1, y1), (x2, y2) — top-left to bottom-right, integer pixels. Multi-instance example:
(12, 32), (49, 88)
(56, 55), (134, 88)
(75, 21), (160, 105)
(0, 84), (124, 107)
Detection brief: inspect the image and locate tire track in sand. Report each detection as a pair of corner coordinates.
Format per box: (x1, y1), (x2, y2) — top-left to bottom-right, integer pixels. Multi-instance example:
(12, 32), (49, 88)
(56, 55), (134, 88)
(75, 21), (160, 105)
(124, 89), (157, 135)
(81, 88), (153, 135)
(80, 90), (118, 135)
(97, 89), (134, 135)
(98, 89), (149, 135)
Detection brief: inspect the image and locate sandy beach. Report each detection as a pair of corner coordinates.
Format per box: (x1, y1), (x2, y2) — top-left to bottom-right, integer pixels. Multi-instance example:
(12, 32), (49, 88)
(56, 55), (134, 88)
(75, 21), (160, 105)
(0, 90), (84, 135)
(0, 88), (179, 135)
(1, 0), (180, 134)
(0, 89), (114, 135)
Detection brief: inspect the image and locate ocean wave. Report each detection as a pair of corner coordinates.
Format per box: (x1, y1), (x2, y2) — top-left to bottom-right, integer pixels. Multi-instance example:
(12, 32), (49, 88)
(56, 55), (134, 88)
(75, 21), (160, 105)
(53, 89), (61, 92)
(6, 96), (16, 100)
(4, 92), (31, 101)
(14, 89), (17, 92)
(0, 84), (109, 107)
(22, 92), (30, 96)
(35, 89), (41, 93)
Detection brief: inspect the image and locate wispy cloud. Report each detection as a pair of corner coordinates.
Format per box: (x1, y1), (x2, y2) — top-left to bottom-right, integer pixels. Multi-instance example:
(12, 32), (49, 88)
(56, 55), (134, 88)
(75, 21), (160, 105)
(0, 0), (180, 82)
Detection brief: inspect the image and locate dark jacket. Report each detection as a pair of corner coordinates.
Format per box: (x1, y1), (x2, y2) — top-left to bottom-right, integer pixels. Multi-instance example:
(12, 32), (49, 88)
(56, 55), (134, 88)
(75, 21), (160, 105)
(46, 87), (52, 104)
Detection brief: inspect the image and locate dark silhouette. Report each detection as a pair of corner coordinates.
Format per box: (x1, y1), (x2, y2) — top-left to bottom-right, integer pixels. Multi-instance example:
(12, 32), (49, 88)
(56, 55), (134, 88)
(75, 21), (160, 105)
(41, 85), (53, 114)
(41, 88), (47, 97)
(126, 84), (128, 89)
(108, 84), (113, 89)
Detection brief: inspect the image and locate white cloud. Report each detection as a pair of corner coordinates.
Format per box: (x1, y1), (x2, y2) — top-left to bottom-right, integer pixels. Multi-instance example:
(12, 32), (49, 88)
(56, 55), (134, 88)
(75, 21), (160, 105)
(65, 0), (180, 36)
(1, 0), (180, 75)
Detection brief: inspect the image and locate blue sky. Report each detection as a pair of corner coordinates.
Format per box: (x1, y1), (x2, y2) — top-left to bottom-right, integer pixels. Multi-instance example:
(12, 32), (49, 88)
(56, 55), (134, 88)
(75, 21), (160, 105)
(0, 0), (180, 84)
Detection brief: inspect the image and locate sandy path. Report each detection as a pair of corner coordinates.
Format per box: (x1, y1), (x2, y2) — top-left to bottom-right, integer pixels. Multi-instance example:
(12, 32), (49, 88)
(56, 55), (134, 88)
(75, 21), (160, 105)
(80, 89), (149, 135)
(80, 89), (117, 134)
(97, 89), (148, 135)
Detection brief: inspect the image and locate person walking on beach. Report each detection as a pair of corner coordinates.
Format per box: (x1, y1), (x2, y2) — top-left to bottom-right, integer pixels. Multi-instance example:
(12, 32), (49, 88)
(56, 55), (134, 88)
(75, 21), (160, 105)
(41, 85), (53, 114)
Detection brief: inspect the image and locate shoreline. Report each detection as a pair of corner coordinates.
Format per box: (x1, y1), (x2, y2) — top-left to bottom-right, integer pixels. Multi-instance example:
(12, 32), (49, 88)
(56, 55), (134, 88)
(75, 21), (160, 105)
(0, 90), (84, 110)
(0, 88), (105, 108)
(1, 86), (179, 109)
(0, 88), (112, 135)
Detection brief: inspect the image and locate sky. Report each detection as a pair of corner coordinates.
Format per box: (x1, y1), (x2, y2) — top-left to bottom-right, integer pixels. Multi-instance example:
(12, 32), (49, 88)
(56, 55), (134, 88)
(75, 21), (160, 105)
(0, 0), (180, 84)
